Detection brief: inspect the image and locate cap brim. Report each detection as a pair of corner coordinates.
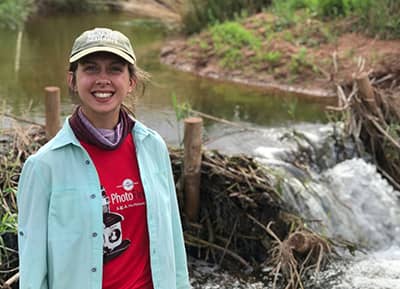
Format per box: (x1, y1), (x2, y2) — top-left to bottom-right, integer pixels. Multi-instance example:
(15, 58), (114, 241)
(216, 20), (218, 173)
(69, 46), (136, 64)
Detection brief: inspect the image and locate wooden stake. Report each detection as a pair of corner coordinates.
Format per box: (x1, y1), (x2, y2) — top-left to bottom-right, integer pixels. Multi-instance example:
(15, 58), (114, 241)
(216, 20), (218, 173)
(355, 73), (379, 116)
(183, 117), (203, 221)
(44, 86), (60, 140)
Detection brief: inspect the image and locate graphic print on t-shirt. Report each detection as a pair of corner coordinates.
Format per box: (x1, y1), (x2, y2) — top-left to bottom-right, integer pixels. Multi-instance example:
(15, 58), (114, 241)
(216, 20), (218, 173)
(102, 185), (131, 263)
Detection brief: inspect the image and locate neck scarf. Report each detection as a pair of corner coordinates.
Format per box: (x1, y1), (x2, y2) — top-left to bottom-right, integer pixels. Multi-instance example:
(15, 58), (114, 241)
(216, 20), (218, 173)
(69, 106), (134, 150)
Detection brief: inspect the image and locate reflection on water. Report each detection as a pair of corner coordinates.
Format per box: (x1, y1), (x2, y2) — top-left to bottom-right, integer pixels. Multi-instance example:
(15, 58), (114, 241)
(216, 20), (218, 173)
(0, 12), (332, 129)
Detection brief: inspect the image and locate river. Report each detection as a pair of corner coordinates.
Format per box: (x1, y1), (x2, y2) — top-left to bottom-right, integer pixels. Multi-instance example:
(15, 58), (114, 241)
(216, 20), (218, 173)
(1, 11), (399, 289)
(0, 11), (330, 141)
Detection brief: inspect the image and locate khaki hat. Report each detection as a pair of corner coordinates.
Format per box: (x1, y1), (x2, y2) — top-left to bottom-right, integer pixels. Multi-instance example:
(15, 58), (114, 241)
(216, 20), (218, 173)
(69, 27), (136, 64)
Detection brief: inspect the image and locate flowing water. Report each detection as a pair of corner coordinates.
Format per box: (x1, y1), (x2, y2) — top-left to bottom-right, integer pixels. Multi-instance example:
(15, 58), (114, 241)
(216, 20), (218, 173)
(203, 123), (400, 289)
(1, 11), (399, 289)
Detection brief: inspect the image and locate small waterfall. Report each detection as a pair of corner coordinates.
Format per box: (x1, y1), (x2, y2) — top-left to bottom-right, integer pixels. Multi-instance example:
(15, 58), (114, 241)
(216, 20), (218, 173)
(252, 123), (400, 289)
(276, 158), (400, 249)
(206, 122), (400, 288)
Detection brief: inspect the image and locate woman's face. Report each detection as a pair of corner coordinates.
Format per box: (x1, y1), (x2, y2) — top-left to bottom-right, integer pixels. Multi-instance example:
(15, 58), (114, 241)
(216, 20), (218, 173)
(68, 52), (135, 128)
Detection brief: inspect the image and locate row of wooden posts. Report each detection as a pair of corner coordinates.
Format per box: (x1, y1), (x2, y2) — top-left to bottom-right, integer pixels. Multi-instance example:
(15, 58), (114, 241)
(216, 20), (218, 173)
(44, 86), (202, 221)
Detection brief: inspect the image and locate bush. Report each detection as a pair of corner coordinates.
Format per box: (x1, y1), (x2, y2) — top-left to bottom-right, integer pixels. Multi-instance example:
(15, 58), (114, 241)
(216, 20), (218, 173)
(210, 22), (261, 68)
(353, 0), (400, 39)
(272, 0), (400, 39)
(182, 0), (273, 34)
(211, 22), (261, 50)
(0, 0), (33, 29)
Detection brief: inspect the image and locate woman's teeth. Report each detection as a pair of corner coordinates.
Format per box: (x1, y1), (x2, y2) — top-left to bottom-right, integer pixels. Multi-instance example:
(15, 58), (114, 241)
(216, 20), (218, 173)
(93, 92), (113, 98)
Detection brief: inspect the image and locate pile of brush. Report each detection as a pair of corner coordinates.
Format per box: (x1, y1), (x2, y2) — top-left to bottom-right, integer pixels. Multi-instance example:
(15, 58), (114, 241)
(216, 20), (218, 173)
(331, 59), (400, 190)
(0, 124), (46, 289)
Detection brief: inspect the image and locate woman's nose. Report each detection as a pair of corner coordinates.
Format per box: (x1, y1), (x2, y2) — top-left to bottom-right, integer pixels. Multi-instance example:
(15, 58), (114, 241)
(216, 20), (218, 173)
(95, 79), (111, 86)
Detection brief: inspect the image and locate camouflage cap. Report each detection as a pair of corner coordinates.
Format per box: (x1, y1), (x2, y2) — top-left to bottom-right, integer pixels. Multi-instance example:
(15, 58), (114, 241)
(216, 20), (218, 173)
(69, 27), (136, 64)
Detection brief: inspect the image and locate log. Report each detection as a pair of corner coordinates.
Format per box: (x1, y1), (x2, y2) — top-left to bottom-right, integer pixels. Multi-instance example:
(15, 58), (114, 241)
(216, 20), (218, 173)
(183, 117), (203, 221)
(44, 86), (61, 140)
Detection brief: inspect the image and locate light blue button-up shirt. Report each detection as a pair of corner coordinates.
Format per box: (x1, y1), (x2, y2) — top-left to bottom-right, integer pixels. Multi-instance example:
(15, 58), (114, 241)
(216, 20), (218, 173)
(17, 119), (190, 289)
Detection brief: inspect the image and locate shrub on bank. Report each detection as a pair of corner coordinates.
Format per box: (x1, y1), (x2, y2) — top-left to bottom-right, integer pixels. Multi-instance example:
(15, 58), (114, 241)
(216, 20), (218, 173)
(0, 0), (33, 29)
(182, 0), (273, 34)
(272, 0), (400, 39)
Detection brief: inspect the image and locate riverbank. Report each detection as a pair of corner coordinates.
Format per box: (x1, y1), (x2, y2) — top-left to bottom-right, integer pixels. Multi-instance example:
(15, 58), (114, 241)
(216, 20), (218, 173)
(159, 12), (400, 98)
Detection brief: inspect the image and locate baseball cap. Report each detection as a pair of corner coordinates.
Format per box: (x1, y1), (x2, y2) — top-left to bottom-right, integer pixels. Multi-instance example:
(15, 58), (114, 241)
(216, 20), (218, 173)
(69, 27), (136, 64)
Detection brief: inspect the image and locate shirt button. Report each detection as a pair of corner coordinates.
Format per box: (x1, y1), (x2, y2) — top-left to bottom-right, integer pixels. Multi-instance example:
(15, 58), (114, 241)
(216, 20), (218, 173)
(91, 267), (97, 272)
(85, 160), (90, 165)
(92, 232), (98, 237)
(19, 231), (24, 236)
(90, 194), (96, 199)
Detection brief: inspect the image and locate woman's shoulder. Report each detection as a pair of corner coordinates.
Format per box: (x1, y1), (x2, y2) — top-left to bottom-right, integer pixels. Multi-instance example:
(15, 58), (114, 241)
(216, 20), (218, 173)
(26, 123), (78, 164)
(133, 120), (166, 143)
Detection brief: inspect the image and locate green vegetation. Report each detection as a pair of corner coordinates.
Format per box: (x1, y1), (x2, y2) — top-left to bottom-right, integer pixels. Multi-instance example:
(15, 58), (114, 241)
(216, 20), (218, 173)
(211, 22), (261, 50)
(0, 0), (115, 30)
(0, 0), (33, 29)
(272, 0), (400, 39)
(183, 0), (400, 39)
(183, 0), (272, 34)
(171, 93), (191, 146)
(259, 51), (282, 67)
(210, 21), (261, 68)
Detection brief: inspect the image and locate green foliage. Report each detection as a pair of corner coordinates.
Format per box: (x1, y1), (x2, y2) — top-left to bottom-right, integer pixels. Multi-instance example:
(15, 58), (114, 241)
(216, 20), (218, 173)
(0, 0), (33, 29)
(211, 22), (261, 50)
(271, 0), (400, 39)
(352, 0), (400, 39)
(289, 47), (308, 73)
(210, 22), (261, 68)
(183, 0), (273, 34)
(259, 50), (282, 66)
(171, 93), (191, 146)
(172, 93), (191, 122)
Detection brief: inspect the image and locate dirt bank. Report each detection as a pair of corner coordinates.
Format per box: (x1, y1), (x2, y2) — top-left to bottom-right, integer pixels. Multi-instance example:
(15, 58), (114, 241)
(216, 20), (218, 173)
(159, 12), (400, 98)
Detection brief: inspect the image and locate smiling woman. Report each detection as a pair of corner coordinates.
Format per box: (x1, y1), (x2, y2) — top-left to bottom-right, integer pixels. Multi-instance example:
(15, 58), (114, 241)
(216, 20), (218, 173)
(17, 27), (191, 289)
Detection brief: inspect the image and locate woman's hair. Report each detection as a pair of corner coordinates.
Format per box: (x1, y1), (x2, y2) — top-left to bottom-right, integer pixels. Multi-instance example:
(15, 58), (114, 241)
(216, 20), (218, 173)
(68, 55), (150, 114)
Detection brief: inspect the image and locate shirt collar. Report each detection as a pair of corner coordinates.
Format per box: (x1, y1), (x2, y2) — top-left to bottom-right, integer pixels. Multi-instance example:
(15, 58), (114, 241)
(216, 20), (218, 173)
(49, 116), (152, 151)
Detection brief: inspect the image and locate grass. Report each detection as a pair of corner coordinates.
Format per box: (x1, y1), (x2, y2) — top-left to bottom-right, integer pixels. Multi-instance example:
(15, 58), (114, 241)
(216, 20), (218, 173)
(210, 21), (262, 68)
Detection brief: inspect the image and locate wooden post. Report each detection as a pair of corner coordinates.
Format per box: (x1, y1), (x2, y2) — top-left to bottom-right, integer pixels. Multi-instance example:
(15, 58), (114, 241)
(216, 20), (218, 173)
(183, 117), (203, 221)
(44, 86), (60, 139)
(355, 73), (379, 116)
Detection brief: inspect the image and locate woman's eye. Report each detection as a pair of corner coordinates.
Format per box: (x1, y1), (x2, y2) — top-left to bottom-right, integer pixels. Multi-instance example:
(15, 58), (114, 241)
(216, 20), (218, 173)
(84, 65), (98, 73)
(110, 66), (123, 73)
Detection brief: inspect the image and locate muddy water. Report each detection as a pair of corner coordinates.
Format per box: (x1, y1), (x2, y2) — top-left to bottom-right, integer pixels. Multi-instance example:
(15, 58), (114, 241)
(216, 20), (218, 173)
(0, 11), (332, 143)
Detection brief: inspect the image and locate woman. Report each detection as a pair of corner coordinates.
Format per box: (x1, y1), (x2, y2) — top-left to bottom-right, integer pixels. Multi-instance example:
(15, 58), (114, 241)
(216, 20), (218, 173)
(17, 27), (190, 289)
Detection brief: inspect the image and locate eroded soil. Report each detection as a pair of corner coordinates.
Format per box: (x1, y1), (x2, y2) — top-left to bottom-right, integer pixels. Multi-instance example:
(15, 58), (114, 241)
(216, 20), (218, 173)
(159, 13), (400, 98)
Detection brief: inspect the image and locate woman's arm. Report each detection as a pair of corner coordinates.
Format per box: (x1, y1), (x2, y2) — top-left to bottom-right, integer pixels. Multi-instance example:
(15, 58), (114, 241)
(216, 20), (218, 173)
(162, 146), (191, 289)
(17, 157), (50, 289)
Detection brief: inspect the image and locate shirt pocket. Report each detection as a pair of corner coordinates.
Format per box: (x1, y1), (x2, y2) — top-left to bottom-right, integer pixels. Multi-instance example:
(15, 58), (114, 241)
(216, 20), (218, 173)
(48, 189), (90, 240)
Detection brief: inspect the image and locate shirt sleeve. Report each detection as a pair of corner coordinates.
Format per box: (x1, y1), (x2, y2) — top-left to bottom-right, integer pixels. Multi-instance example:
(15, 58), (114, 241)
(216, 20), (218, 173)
(17, 156), (50, 289)
(163, 146), (191, 289)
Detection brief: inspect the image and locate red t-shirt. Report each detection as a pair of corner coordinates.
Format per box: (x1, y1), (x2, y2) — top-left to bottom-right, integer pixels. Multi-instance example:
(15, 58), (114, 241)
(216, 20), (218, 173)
(81, 133), (153, 289)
